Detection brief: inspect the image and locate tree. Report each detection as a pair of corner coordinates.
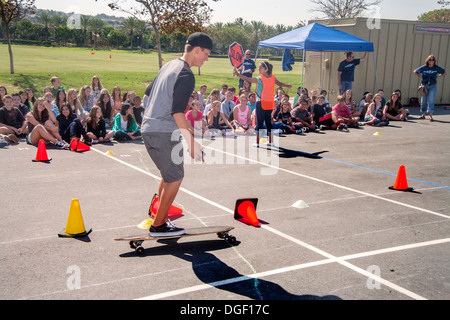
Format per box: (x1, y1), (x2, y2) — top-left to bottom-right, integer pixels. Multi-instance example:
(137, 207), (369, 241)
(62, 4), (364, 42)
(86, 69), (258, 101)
(310, 0), (382, 19)
(0, 0), (35, 74)
(37, 11), (51, 40)
(121, 16), (139, 49)
(418, 9), (450, 23)
(105, 0), (220, 69)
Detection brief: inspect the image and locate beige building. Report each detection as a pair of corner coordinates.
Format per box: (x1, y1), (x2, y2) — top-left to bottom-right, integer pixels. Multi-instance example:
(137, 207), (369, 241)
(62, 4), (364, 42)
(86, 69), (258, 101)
(304, 18), (449, 106)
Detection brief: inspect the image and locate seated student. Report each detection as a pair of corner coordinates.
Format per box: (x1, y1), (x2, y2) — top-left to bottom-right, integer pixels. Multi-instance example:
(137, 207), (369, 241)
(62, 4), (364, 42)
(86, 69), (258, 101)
(0, 86), (7, 107)
(133, 96), (145, 128)
(203, 93), (218, 117)
(358, 92), (373, 120)
(67, 88), (86, 121)
(185, 99), (205, 136)
(54, 89), (67, 117)
(50, 76), (65, 97)
(205, 100), (234, 136)
(377, 89), (386, 107)
(197, 84), (207, 112)
(363, 93), (389, 126)
(85, 105), (114, 143)
(394, 89), (409, 118)
(0, 95), (27, 144)
(19, 90), (32, 112)
(343, 89), (359, 118)
(97, 89), (114, 128)
(111, 86), (122, 115)
(221, 91), (235, 121)
(385, 92), (408, 121)
(232, 94), (254, 135)
(219, 84), (228, 101)
(25, 97), (68, 149)
(272, 93), (289, 122)
(311, 95), (335, 130)
(90, 75), (104, 102)
(331, 95), (360, 131)
(79, 85), (94, 113)
(291, 99), (316, 132)
(11, 93), (30, 117)
(25, 88), (35, 110)
(56, 104), (88, 144)
(27, 97), (62, 141)
(229, 87), (239, 105)
(319, 89), (332, 111)
(112, 103), (141, 141)
(247, 92), (257, 114)
(275, 100), (297, 134)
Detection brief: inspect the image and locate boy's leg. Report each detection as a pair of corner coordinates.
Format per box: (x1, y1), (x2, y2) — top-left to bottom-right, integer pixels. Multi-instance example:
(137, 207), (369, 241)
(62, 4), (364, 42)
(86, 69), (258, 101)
(153, 178), (183, 227)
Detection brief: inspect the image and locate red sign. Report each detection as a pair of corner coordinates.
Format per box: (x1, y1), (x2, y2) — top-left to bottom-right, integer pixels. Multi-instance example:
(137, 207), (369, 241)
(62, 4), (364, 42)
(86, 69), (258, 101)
(228, 42), (244, 68)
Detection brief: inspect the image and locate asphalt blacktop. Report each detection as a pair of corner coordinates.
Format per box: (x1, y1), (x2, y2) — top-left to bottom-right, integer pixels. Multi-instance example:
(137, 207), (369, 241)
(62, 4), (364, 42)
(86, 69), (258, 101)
(1, 106), (449, 306)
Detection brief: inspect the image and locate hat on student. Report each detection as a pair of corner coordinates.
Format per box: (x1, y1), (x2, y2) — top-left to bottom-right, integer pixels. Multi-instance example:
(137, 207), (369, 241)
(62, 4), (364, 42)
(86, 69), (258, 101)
(186, 32), (218, 54)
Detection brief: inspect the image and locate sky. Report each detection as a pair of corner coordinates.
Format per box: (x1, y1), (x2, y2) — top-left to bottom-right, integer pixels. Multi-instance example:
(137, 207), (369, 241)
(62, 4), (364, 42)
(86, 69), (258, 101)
(33, 0), (443, 26)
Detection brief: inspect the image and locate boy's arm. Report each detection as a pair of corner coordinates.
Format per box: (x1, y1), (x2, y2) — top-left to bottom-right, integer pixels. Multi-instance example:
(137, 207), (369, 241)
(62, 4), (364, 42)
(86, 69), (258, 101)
(173, 112), (203, 162)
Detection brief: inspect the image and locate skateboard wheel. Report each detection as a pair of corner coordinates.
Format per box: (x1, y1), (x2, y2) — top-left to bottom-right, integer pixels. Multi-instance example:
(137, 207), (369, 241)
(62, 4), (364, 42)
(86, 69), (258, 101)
(227, 236), (236, 245)
(136, 246), (144, 256)
(129, 241), (136, 249)
(217, 232), (227, 239)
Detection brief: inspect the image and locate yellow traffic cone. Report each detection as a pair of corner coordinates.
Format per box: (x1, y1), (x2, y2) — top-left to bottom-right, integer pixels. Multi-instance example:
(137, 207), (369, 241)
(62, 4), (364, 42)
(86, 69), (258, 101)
(105, 150), (115, 156)
(373, 132), (382, 136)
(58, 199), (92, 238)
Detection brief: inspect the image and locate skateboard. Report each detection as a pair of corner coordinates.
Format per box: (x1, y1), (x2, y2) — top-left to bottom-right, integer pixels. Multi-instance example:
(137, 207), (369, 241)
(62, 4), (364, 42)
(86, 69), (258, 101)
(115, 226), (236, 256)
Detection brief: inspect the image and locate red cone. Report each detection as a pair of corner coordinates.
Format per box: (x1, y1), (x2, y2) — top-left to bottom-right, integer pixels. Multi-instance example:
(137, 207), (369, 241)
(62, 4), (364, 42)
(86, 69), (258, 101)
(234, 198), (260, 227)
(389, 165), (413, 192)
(32, 139), (51, 162)
(148, 194), (183, 219)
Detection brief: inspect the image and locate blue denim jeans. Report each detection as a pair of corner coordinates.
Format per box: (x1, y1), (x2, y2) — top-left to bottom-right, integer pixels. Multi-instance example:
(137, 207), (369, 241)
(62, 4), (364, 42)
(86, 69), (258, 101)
(421, 84), (437, 114)
(340, 81), (353, 94)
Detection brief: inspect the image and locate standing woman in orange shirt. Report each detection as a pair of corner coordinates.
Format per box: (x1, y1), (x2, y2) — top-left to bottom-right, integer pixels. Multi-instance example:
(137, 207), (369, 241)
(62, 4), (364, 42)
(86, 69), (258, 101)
(234, 61), (291, 147)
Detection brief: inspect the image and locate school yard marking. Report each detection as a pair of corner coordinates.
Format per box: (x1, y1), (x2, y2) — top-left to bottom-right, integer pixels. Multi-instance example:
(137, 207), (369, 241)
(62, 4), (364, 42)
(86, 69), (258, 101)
(90, 146), (449, 300)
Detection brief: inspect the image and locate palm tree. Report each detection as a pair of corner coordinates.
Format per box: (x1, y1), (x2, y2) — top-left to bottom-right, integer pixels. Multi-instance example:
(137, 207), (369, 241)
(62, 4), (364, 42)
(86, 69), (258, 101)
(37, 12), (51, 41)
(80, 15), (91, 46)
(121, 16), (139, 50)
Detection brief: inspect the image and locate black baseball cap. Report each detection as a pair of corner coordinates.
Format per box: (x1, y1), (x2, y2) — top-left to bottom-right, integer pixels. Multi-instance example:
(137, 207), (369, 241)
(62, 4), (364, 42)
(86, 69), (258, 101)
(186, 32), (218, 54)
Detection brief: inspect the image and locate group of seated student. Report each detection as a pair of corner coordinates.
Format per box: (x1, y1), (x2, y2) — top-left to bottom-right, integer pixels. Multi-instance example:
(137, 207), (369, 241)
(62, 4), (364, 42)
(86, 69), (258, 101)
(0, 75), (144, 147)
(0, 77), (413, 147)
(183, 81), (410, 138)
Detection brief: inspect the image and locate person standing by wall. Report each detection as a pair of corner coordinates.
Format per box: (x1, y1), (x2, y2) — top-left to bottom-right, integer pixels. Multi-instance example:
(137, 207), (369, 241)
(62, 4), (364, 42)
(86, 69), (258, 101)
(338, 52), (368, 94)
(414, 55), (446, 121)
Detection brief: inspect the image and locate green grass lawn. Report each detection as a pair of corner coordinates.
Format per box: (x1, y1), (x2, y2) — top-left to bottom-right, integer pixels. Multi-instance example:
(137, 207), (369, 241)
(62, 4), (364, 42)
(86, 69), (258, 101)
(0, 44), (302, 98)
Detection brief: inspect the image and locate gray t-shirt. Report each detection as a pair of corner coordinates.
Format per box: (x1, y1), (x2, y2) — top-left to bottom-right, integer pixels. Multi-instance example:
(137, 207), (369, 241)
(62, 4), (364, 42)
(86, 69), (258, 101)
(142, 58), (195, 133)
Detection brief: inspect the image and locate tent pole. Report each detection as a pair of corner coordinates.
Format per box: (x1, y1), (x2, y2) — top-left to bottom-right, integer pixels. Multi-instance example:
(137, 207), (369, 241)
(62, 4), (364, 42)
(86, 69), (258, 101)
(320, 51), (323, 90)
(372, 52), (378, 91)
(301, 50), (306, 87)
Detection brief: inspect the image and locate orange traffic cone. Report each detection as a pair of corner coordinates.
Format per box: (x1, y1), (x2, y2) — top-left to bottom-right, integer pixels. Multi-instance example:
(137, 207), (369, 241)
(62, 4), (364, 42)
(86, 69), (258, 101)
(32, 139), (51, 162)
(76, 140), (90, 152)
(70, 137), (79, 151)
(234, 198), (260, 227)
(70, 138), (90, 152)
(389, 165), (413, 192)
(58, 198), (92, 238)
(148, 194), (183, 219)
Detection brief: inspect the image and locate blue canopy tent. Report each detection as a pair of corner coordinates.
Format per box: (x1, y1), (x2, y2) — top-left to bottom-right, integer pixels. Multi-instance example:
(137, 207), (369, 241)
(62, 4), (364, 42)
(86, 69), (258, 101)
(257, 23), (377, 90)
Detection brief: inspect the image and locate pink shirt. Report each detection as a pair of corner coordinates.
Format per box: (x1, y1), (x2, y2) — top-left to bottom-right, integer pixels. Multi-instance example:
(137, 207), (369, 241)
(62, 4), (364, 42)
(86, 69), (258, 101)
(332, 104), (352, 118)
(185, 110), (203, 127)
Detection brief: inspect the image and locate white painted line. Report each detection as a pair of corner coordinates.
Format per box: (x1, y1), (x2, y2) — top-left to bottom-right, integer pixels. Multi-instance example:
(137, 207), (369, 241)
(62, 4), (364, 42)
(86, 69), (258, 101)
(138, 238), (450, 300)
(91, 146), (434, 300)
(203, 145), (450, 220)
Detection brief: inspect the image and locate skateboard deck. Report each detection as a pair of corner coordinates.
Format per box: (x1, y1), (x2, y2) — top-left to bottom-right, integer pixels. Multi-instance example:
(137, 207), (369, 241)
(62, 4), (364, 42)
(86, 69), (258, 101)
(115, 226), (235, 256)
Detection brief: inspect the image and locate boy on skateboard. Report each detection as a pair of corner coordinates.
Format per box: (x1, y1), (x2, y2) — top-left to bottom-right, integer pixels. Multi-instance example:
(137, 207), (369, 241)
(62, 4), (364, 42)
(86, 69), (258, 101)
(142, 32), (214, 237)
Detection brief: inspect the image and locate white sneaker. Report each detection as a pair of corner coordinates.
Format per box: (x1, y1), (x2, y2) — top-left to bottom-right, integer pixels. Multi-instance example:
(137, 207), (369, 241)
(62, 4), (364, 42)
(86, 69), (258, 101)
(267, 142), (275, 147)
